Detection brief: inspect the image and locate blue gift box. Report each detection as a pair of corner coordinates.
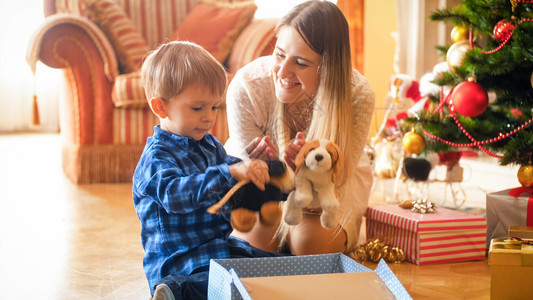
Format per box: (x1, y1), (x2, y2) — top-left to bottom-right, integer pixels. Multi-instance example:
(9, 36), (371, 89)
(208, 253), (411, 299)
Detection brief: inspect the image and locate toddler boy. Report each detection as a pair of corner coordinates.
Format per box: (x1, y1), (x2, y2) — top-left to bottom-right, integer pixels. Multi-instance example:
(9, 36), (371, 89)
(133, 41), (282, 300)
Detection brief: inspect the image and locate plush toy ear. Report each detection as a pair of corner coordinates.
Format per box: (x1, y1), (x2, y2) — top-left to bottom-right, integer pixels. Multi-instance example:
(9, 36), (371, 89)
(294, 140), (319, 173)
(268, 160), (295, 193)
(294, 151), (305, 173)
(326, 142), (343, 182)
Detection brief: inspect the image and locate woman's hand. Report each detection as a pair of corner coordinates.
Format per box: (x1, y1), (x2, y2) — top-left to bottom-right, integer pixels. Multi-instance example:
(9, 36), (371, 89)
(229, 159), (270, 191)
(284, 132), (306, 170)
(246, 136), (278, 160)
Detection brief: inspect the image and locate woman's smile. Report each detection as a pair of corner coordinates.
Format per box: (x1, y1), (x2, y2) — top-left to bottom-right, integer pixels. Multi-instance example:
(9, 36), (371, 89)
(280, 79), (299, 87)
(272, 26), (321, 104)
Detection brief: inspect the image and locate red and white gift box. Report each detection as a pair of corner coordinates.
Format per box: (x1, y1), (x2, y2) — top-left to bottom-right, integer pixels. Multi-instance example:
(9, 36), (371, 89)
(365, 204), (487, 265)
(486, 188), (533, 247)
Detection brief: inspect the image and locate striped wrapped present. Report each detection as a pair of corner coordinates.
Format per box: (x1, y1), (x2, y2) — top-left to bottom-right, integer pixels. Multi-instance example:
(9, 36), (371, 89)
(365, 204), (487, 265)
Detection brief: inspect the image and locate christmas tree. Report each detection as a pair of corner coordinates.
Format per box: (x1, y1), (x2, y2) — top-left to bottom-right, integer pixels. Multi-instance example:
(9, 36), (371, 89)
(401, 0), (533, 187)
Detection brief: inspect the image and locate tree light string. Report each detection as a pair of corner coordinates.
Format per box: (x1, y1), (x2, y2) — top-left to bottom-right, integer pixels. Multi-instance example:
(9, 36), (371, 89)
(420, 125), (502, 158)
(422, 14), (533, 157)
(421, 108), (533, 158)
(420, 10), (533, 158)
(477, 18), (533, 54)
(469, 24), (474, 50)
(420, 86), (533, 158)
(432, 86), (452, 115)
(512, 0), (533, 12)
(449, 111), (502, 158)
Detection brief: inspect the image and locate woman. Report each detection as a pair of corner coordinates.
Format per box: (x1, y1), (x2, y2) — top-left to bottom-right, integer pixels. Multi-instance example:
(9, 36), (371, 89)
(225, 0), (375, 255)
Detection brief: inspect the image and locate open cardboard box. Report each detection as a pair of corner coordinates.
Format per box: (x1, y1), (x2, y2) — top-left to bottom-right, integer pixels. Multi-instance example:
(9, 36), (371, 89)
(208, 253), (411, 299)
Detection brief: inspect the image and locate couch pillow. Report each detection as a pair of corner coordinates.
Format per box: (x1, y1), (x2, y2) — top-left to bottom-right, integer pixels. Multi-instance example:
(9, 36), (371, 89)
(86, 0), (149, 73)
(170, 0), (257, 63)
(112, 72), (148, 108)
(227, 18), (278, 74)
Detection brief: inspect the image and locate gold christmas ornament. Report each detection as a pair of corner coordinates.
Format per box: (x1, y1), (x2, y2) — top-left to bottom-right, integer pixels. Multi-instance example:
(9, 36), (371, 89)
(451, 25), (469, 43)
(446, 40), (470, 72)
(517, 163), (533, 187)
(402, 130), (426, 155)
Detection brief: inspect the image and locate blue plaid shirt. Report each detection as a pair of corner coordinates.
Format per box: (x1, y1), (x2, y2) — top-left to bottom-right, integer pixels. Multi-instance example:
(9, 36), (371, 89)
(133, 125), (243, 293)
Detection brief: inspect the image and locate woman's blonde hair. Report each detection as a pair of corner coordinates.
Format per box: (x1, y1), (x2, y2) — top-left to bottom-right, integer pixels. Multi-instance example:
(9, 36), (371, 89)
(273, 0), (355, 252)
(274, 0), (354, 185)
(141, 41), (227, 102)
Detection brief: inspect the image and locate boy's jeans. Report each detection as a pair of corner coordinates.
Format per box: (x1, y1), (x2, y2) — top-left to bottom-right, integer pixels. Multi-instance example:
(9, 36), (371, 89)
(156, 236), (289, 300)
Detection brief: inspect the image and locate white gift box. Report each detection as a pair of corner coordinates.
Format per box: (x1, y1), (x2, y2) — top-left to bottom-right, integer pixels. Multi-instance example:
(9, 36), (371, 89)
(486, 188), (533, 248)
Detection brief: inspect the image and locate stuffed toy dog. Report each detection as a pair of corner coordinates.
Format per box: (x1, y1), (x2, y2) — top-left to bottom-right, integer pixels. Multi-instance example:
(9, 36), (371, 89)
(207, 160), (294, 232)
(284, 139), (343, 229)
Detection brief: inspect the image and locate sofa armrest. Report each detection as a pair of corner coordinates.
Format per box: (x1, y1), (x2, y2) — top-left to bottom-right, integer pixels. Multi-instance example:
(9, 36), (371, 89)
(227, 18), (279, 74)
(27, 14), (119, 80)
(26, 14), (120, 145)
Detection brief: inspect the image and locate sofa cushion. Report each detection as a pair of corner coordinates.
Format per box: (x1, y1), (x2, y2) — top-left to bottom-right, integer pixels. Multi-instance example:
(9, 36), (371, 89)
(112, 72), (147, 108)
(227, 18), (278, 74)
(170, 0), (257, 63)
(86, 0), (149, 73)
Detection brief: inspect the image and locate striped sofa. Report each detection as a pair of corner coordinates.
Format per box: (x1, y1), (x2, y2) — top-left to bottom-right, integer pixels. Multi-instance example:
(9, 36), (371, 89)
(27, 0), (278, 183)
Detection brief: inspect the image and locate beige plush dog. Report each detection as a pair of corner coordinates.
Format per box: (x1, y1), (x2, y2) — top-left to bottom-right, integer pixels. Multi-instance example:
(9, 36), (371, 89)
(283, 139), (343, 229)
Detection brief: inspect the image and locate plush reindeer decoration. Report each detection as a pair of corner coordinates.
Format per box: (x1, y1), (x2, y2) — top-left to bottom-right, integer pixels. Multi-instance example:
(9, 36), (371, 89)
(283, 139), (343, 229)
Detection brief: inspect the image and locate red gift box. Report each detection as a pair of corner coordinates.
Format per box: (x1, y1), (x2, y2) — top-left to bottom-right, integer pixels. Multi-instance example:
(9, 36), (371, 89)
(365, 204), (487, 265)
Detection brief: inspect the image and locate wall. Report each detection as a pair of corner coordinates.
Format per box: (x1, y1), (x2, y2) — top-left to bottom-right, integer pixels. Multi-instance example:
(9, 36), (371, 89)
(0, 1), (60, 133)
(363, 0), (461, 138)
(363, 0), (397, 138)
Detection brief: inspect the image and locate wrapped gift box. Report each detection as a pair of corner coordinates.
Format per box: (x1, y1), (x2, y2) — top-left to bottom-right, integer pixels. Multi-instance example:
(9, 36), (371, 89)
(207, 253), (411, 299)
(486, 189), (533, 247)
(365, 204), (487, 265)
(489, 238), (533, 300)
(508, 226), (533, 240)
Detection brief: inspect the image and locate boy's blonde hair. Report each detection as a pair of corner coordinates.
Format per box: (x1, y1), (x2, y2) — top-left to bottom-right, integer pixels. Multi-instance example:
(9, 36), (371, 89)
(141, 41), (227, 102)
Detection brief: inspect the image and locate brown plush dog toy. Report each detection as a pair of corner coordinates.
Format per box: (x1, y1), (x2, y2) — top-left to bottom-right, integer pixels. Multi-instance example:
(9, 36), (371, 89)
(283, 139), (343, 229)
(207, 160), (295, 232)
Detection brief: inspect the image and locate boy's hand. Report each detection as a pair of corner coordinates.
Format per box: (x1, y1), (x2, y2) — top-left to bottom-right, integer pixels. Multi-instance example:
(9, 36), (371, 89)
(246, 136), (278, 161)
(229, 160), (270, 191)
(284, 132), (306, 170)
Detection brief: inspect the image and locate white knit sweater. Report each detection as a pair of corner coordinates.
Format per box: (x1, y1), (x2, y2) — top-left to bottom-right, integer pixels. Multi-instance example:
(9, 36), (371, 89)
(225, 56), (375, 251)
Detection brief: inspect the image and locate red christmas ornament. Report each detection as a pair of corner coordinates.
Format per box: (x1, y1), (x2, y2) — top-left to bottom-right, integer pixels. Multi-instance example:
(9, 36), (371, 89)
(450, 80), (489, 117)
(510, 108), (524, 120)
(493, 19), (516, 43)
